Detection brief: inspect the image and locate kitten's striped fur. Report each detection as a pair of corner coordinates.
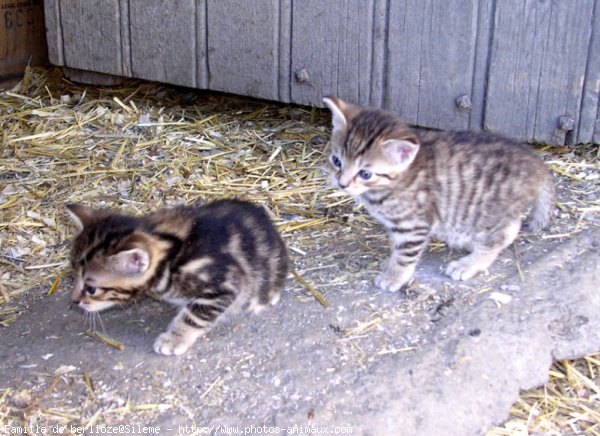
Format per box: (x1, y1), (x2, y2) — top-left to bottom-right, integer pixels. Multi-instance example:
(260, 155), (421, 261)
(323, 97), (554, 292)
(67, 199), (288, 355)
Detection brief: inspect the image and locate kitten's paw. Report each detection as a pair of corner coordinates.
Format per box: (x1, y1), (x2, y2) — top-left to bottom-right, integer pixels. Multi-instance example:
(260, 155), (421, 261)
(376, 262), (415, 293)
(445, 259), (484, 281)
(248, 291), (280, 314)
(375, 271), (407, 293)
(269, 291), (281, 306)
(153, 332), (193, 356)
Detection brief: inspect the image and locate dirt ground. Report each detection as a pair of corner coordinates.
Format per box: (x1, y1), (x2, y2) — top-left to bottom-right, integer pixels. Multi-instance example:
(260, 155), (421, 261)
(1, 70), (599, 435)
(1, 222), (599, 435)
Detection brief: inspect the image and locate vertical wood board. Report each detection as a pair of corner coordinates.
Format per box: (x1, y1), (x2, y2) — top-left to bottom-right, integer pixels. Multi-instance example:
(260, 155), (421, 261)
(43, 0), (63, 66)
(59, 0), (122, 75)
(370, 0), (389, 108)
(206, 0), (280, 100)
(129, 0), (196, 88)
(485, 0), (594, 144)
(290, 0), (377, 107)
(277, 0), (292, 102)
(468, 0), (494, 131)
(578, 0), (600, 144)
(533, 1), (594, 145)
(195, 0), (208, 89)
(386, 0), (478, 130)
(118, 0), (131, 78)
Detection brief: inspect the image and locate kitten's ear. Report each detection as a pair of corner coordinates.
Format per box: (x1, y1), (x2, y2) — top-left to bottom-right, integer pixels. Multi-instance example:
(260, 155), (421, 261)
(109, 247), (150, 275)
(322, 96), (355, 132)
(66, 204), (97, 231)
(323, 96), (347, 131)
(381, 138), (420, 168)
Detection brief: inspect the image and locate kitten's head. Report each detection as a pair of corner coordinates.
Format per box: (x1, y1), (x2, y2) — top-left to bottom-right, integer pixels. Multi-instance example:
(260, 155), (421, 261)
(323, 96), (420, 196)
(66, 204), (166, 312)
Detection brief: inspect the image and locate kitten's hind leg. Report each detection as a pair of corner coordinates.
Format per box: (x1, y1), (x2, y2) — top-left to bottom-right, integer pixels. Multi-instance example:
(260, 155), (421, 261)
(445, 221), (520, 281)
(445, 249), (503, 281)
(154, 293), (234, 356)
(248, 258), (287, 314)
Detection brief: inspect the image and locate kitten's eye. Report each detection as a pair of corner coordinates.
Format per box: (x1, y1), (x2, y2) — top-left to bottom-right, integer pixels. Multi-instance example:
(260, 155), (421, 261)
(331, 155), (342, 168)
(358, 170), (373, 180)
(84, 285), (97, 295)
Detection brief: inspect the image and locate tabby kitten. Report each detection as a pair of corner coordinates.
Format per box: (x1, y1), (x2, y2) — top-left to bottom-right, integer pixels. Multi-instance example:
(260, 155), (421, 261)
(323, 96), (554, 292)
(67, 199), (288, 355)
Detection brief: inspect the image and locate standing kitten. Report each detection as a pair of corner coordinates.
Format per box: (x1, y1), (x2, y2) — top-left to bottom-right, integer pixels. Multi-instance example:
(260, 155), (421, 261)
(67, 199), (288, 355)
(323, 97), (554, 292)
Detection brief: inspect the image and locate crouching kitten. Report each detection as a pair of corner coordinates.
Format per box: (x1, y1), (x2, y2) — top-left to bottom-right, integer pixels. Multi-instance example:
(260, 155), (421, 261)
(67, 199), (288, 355)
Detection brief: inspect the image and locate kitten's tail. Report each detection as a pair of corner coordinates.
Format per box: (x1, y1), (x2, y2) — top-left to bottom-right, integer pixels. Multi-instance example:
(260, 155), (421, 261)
(524, 171), (555, 233)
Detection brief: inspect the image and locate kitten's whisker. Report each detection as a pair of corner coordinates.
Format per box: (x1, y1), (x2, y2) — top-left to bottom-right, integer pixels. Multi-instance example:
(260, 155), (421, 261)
(95, 312), (106, 334)
(84, 311), (93, 331)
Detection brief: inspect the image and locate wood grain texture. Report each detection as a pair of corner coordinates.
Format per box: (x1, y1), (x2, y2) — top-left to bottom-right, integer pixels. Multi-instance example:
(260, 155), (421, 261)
(206, 0), (280, 100)
(59, 0), (122, 75)
(386, 0), (478, 130)
(370, 0), (389, 108)
(277, 0), (292, 102)
(118, 0), (131, 77)
(43, 0), (63, 66)
(468, 1), (494, 131)
(43, 0), (600, 144)
(578, 0), (600, 144)
(129, 0), (196, 87)
(290, 0), (377, 107)
(195, 0), (208, 89)
(485, 0), (594, 145)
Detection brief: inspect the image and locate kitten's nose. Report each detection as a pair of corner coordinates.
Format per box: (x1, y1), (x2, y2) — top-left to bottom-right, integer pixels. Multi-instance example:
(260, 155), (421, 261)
(337, 172), (355, 190)
(338, 176), (352, 189)
(71, 287), (83, 304)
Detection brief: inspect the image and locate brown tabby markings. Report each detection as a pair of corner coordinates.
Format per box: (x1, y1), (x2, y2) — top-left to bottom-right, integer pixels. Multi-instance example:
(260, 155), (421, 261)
(323, 96), (554, 292)
(67, 199), (288, 355)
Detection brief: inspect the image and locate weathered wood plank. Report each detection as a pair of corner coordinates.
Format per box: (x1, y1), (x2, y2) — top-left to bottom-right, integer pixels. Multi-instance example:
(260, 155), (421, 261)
(533, 1), (594, 145)
(468, 1), (494, 131)
(206, 0), (280, 100)
(195, 0), (208, 89)
(370, 0), (388, 108)
(290, 0), (377, 107)
(578, 0), (600, 144)
(277, 0), (292, 102)
(43, 0), (63, 66)
(118, 0), (131, 77)
(485, 0), (594, 145)
(129, 0), (196, 88)
(386, 0), (477, 130)
(59, 0), (122, 75)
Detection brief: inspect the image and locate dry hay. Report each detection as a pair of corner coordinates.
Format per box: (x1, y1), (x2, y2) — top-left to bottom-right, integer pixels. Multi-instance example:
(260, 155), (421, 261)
(0, 66), (599, 433)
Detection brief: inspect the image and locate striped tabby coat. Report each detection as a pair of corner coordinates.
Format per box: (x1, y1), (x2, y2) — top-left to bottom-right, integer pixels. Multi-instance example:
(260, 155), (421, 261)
(323, 97), (554, 292)
(67, 199), (288, 355)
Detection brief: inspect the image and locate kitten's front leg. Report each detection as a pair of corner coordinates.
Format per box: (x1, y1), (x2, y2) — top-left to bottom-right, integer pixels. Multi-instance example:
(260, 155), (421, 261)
(154, 295), (233, 356)
(376, 227), (429, 292)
